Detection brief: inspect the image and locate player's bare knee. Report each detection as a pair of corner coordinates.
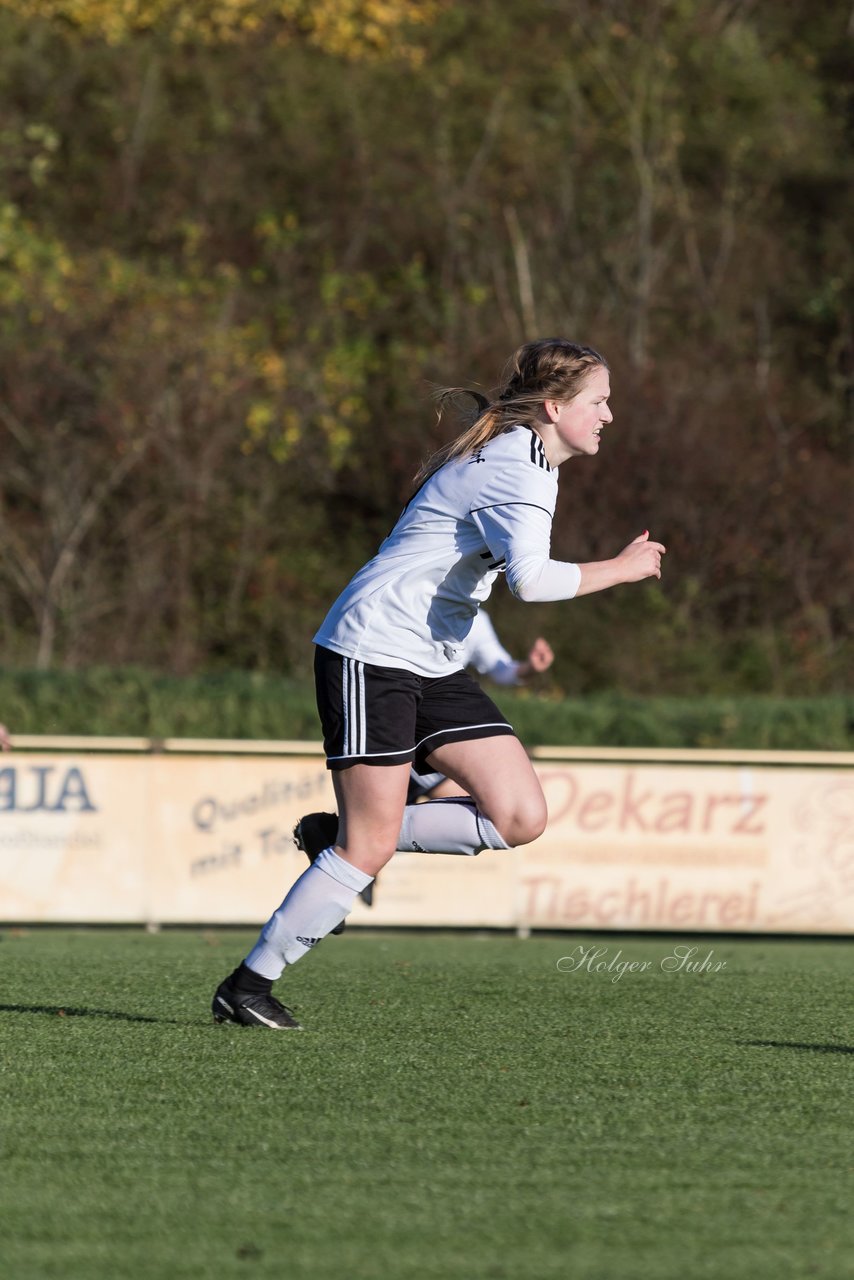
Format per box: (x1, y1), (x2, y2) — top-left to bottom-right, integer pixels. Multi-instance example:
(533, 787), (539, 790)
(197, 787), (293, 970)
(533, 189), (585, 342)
(509, 801), (548, 846)
(486, 795), (548, 848)
(335, 841), (396, 878)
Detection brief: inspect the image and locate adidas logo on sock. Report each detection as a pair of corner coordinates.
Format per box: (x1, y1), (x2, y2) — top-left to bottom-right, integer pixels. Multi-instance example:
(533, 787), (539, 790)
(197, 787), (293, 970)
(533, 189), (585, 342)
(296, 936), (320, 948)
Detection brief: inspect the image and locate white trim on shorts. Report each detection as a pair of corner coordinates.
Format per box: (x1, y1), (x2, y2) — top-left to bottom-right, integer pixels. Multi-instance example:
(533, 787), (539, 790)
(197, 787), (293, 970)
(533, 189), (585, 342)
(342, 657), (367, 756)
(415, 723), (513, 750)
(326, 720), (514, 764)
(326, 746), (416, 762)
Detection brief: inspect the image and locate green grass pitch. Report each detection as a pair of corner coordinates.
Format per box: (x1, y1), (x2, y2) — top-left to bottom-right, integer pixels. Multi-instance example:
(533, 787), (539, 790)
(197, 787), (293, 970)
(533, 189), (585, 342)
(1, 928), (852, 1279)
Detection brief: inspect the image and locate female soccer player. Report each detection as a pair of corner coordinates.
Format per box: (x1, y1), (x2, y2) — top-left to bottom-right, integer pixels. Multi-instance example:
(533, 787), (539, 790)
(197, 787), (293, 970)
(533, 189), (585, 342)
(213, 338), (665, 1028)
(293, 607), (555, 921)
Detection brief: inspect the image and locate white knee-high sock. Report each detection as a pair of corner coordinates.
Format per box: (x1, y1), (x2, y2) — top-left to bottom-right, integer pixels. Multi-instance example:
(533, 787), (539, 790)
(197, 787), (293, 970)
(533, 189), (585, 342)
(398, 797), (510, 856)
(245, 847), (373, 980)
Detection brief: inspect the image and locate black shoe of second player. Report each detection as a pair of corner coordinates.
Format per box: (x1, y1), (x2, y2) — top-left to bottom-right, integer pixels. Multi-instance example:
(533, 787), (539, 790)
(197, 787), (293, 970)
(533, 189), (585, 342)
(293, 811), (376, 923)
(212, 977), (301, 1029)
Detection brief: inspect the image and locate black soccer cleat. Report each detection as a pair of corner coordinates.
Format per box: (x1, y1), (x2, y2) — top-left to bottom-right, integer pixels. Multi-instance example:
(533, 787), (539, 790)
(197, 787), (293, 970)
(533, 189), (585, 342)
(293, 811), (377, 915)
(212, 976), (301, 1030)
(293, 811), (339, 860)
(293, 811), (347, 934)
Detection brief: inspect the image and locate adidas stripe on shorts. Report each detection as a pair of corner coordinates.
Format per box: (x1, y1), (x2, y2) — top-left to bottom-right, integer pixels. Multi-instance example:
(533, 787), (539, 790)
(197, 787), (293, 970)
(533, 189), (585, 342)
(314, 644), (514, 770)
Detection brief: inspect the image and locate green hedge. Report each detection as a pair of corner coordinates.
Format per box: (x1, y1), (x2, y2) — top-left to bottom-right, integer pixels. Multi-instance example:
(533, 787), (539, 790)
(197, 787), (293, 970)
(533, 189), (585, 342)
(0, 669), (320, 741)
(0, 668), (851, 751)
(498, 690), (853, 751)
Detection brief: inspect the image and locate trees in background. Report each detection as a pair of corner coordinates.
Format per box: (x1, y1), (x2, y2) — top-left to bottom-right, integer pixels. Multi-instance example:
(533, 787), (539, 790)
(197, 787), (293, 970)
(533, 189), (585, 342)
(0, 0), (850, 692)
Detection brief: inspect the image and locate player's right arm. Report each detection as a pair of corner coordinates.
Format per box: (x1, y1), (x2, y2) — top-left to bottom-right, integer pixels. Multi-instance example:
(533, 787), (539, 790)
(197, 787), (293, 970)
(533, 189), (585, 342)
(574, 531), (665, 596)
(469, 446), (580, 602)
(471, 470), (664, 602)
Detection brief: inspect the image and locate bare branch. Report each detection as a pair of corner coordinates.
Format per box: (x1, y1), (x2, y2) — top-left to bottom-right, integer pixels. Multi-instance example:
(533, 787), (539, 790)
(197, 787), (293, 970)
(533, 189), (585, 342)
(504, 205), (538, 337)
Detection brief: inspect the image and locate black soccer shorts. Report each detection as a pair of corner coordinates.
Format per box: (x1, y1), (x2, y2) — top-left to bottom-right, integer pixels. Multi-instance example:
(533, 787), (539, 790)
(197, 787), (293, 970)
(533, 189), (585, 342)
(314, 645), (515, 770)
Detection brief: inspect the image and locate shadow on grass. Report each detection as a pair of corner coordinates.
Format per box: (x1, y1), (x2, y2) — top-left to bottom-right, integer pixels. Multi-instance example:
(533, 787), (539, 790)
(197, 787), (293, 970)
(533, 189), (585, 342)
(0, 1003), (182, 1025)
(739, 1039), (854, 1056)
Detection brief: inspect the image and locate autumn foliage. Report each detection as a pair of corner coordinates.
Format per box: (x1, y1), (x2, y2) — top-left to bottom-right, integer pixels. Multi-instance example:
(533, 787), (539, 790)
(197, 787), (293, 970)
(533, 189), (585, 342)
(0, 0), (850, 693)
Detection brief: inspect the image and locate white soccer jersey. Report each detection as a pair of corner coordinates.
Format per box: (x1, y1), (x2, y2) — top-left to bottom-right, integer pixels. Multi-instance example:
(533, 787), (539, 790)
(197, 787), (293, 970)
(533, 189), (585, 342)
(313, 425), (581, 676)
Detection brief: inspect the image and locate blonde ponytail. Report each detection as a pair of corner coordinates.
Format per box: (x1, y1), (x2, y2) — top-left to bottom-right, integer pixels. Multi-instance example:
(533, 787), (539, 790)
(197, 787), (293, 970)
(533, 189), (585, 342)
(413, 339), (607, 486)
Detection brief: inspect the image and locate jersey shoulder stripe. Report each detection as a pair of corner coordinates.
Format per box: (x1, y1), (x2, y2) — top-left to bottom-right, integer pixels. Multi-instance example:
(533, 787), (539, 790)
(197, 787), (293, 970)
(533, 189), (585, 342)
(479, 425), (553, 473)
(530, 432), (552, 471)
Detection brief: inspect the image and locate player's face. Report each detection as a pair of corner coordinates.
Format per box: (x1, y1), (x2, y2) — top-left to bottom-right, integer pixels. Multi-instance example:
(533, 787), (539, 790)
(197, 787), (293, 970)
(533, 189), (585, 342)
(553, 366), (613, 458)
